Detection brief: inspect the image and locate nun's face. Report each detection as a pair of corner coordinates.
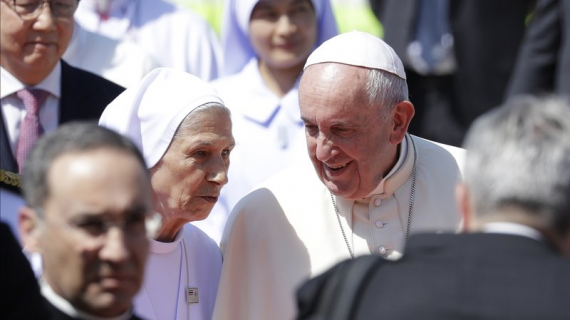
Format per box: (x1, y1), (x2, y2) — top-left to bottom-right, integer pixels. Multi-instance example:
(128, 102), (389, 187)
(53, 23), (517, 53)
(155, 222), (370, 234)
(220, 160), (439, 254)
(249, 0), (317, 71)
(149, 110), (235, 233)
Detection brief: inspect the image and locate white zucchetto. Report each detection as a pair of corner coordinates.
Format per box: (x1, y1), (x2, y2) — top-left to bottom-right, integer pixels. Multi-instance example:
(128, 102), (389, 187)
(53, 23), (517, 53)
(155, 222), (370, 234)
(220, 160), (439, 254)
(99, 68), (224, 168)
(304, 30), (407, 80)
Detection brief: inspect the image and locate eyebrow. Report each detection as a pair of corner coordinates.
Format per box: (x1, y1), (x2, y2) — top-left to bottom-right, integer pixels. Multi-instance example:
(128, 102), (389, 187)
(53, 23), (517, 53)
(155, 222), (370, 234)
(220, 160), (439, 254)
(193, 140), (236, 147)
(300, 118), (355, 128)
(256, 0), (310, 10)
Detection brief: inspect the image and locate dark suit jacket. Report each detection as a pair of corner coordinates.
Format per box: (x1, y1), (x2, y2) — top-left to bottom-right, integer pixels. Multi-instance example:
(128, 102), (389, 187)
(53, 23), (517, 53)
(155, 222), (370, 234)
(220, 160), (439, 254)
(0, 60), (124, 173)
(507, 0), (570, 96)
(0, 222), (47, 320)
(298, 233), (570, 320)
(44, 298), (144, 320)
(370, 0), (535, 127)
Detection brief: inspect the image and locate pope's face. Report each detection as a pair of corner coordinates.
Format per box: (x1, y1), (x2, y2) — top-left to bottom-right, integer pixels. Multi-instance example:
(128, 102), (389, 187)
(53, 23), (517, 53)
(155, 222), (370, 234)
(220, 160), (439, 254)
(36, 149), (152, 317)
(300, 63), (398, 200)
(0, 1), (74, 84)
(248, 0), (317, 71)
(150, 110), (235, 225)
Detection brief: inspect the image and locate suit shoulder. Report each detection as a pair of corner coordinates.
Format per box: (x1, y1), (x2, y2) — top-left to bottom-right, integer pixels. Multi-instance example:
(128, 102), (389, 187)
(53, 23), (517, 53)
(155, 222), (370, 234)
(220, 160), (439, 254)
(67, 64), (124, 93)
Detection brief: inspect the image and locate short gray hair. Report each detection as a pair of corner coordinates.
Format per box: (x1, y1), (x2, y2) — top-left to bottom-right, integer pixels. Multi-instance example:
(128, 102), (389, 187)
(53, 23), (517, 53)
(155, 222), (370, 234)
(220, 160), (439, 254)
(174, 102), (231, 139)
(463, 96), (570, 236)
(22, 122), (147, 208)
(365, 69), (409, 121)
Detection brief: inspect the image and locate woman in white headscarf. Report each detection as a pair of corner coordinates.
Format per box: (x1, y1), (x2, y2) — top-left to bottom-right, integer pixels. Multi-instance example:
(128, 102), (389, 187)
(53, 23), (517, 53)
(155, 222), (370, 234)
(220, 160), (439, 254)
(194, 0), (338, 242)
(99, 68), (235, 320)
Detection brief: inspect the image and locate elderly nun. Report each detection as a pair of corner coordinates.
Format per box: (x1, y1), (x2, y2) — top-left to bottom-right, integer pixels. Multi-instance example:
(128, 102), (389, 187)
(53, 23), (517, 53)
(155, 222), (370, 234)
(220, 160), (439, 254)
(99, 68), (234, 320)
(194, 0), (338, 243)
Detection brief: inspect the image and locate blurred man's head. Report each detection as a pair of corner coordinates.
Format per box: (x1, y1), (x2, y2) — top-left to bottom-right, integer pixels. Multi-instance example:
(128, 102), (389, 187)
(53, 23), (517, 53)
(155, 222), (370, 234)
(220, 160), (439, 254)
(19, 122), (154, 317)
(299, 31), (413, 200)
(0, 0), (77, 85)
(459, 96), (570, 252)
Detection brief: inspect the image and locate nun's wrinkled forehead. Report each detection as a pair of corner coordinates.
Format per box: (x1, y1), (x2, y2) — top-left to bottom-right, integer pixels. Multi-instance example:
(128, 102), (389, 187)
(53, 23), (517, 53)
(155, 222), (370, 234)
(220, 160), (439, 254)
(99, 68), (224, 169)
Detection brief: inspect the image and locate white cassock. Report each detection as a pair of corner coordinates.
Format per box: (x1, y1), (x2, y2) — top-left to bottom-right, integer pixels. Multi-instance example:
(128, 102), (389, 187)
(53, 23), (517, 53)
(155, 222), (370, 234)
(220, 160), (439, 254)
(192, 58), (308, 243)
(213, 134), (466, 320)
(64, 22), (159, 88)
(135, 224), (222, 320)
(75, 0), (222, 81)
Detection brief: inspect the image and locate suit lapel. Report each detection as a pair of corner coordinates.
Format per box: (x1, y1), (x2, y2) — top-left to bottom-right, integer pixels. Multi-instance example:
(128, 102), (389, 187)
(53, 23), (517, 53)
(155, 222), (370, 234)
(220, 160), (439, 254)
(59, 60), (81, 124)
(0, 112), (18, 172)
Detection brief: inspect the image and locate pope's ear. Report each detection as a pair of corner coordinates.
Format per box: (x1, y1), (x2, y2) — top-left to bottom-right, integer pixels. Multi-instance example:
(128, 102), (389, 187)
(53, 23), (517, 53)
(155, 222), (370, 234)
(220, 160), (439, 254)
(389, 101), (415, 145)
(19, 206), (43, 253)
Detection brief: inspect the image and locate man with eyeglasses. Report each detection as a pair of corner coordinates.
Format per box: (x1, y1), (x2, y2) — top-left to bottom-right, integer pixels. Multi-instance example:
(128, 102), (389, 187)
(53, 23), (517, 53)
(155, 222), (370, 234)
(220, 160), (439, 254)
(0, 0), (124, 199)
(18, 122), (157, 320)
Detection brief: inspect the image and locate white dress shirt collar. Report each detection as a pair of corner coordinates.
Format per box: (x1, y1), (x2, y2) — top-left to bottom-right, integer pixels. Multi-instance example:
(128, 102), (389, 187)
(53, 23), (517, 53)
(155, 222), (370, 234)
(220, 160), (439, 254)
(41, 279), (133, 320)
(482, 222), (544, 242)
(1, 63), (62, 99)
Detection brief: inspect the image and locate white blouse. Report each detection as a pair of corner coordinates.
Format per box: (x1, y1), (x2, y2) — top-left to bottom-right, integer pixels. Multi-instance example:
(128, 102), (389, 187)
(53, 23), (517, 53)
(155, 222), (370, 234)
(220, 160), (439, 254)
(135, 223), (222, 320)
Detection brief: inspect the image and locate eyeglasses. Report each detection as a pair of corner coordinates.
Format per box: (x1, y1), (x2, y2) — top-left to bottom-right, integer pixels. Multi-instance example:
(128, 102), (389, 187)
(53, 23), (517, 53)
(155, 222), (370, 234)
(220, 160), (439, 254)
(35, 207), (162, 241)
(6, 0), (79, 20)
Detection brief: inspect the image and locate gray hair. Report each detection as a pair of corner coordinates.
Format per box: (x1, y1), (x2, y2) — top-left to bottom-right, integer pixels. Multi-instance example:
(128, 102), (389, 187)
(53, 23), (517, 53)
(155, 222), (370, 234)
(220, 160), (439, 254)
(174, 102), (231, 139)
(22, 122), (147, 208)
(365, 69), (409, 121)
(463, 96), (570, 236)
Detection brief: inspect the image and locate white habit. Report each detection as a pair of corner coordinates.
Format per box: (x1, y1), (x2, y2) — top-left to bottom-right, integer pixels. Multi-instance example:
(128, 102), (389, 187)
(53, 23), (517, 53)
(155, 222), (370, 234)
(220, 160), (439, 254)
(135, 224), (221, 320)
(192, 0), (338, 243)
(99, 68), (226, 320)
(213, 134), (465, 320)
(64, 22), (159, 88)
(75, 0), (222, 81)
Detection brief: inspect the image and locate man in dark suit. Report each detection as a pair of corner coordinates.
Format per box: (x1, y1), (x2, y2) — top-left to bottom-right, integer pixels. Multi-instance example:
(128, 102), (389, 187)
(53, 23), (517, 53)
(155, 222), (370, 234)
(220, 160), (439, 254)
(369, 0), (535, 146)
(0, 0), (124, 174)
(18, 122), (156, 320)
(297, 96), (570, 319)
(507, 0), (570, 97)
(0, 221), (47, 320)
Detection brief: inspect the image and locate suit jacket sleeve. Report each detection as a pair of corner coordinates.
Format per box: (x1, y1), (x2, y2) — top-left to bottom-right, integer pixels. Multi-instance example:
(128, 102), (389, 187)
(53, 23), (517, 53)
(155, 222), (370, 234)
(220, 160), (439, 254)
(0, 222), (47, 319)
(507, 0), (561, 96)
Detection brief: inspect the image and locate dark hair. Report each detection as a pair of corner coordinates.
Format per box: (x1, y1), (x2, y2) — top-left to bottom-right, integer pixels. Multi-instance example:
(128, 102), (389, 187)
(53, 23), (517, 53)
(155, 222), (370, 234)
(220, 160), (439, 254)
(22, 121), (147, 207)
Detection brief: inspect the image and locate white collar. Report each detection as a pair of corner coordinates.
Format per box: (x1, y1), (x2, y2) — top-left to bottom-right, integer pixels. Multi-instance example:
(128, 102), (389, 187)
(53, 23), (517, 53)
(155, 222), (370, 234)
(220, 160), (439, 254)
(149, 223), (185, 254)
(41, 279), (133, 320)
(482, 222), (544, 242)
(365, 134), (409, 197)
(236, 58), (301, 125)
(1, 63), (61, 99)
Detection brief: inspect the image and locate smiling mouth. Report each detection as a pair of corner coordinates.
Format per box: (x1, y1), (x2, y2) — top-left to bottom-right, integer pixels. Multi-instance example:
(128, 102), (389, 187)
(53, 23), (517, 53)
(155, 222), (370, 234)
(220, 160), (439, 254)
(325, 163), (348, 171)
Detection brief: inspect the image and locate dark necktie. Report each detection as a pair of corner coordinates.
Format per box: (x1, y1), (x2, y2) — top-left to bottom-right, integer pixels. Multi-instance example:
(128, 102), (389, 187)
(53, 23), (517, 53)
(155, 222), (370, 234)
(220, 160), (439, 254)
(16, 88), (49, 173)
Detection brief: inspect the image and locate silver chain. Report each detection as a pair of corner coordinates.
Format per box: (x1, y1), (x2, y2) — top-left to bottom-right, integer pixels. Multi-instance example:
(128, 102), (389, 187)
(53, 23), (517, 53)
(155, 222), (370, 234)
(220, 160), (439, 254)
(330, 135), (418, 259)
